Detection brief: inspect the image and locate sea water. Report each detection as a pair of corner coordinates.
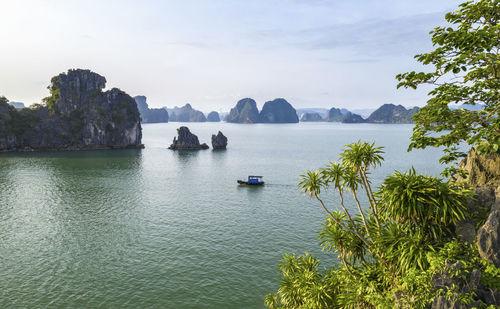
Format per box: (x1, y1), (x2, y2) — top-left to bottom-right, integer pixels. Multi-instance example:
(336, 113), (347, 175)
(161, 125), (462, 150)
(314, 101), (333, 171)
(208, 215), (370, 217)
(0, 122), (447, 308)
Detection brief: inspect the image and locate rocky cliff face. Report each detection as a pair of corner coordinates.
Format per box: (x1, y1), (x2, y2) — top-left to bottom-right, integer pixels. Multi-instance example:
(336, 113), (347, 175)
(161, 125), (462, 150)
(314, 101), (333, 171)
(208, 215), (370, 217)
(0, 69), (143, 151)
(168, 126), (208, 150)
(226, 98), (260, 123)
(259, 98), (299, 123)
(168, 104), (206, 122)
(367, 104), (419, 123)
(456, 149), (500, 268)
(432, 149), (500, 308)
(300, 112), (323, 122)
(134, 96), (169, 123)
(207, 111), (220, 122)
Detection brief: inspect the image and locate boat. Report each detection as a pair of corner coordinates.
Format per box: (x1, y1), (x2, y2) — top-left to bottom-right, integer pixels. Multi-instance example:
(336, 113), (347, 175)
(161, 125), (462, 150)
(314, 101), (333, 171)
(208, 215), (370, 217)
(237, 176), (264, 186)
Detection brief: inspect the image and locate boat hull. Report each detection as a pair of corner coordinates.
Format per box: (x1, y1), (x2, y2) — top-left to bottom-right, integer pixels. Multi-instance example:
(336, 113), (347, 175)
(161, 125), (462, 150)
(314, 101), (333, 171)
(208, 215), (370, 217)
(237, 180), (264, 186)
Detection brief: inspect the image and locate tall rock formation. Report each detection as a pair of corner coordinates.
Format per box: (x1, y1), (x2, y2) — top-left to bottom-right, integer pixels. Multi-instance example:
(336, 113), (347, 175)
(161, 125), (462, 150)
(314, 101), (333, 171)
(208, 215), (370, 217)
(259, 98), (299, 123)
(168, 126), (208, 150)
(367, 104), (419, 123)
(207, 111), (220, 122)
(168, 104), (206, 122)
(0, 69), (143, 151)
(211, 131), (227, 149)
(134, 96), (169, 123)
(226, 98), (260, 123)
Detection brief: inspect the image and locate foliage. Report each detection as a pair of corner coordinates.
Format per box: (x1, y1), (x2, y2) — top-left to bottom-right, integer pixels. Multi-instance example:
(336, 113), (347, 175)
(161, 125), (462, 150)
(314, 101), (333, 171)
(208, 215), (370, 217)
(377, 168), (472, 239)
(266, 141), (499, 308)
(0, 96), (40, 137)
(42, 76), (60, 114)
(396, 0), (500, 163)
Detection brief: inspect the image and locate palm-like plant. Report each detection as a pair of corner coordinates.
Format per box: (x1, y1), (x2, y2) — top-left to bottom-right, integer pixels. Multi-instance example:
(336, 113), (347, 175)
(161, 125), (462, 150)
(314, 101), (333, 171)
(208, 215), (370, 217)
(299, 169), (370, 247)
(377, 168), (471, 240)
(342, 166), (371, 237)
(340, 141), (384, 227)
(319, 212), (366, 270)
(321, 162), (356, 228)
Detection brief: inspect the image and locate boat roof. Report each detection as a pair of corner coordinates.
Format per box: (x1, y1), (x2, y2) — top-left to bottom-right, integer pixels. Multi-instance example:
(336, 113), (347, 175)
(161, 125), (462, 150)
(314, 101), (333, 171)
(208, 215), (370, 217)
(248, 175), (263, 178)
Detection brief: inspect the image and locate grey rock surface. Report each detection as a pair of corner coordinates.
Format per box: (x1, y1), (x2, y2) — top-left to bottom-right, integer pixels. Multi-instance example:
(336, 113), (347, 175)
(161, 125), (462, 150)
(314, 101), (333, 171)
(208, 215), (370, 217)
(211, 131), (227, 149)
(259, 98), (299, 123)
(226, 98), (260, 123)
(0, 69), (142, 151)
(477, 200), (500, 267)
(168, 126), (208, 150)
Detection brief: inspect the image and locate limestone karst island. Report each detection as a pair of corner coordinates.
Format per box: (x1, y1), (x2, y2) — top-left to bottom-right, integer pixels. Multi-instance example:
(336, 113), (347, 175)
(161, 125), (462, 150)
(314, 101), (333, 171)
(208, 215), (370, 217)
(0, 0), (498, 308)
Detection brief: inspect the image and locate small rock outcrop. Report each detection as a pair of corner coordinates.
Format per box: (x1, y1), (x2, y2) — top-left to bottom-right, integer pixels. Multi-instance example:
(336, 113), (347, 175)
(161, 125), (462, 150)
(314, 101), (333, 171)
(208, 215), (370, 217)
(259, 98), (299, 123)
(300, 112), (323, 122)
(366, 104), (419, 124)
(226, 98), (260, 123)
(211, 131), (227, 149)
(134, 96), (169, 123)
(0, 69), (143, 151)
(168, 104), (206, 122)
(168, 126), (208, 150)
(207, 111), (220, 122)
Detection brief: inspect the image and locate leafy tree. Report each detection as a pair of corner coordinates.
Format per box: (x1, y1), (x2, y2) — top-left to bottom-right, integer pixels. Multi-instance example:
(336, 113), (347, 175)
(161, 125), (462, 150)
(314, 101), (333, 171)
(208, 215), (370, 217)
(396, 0), (500, 165)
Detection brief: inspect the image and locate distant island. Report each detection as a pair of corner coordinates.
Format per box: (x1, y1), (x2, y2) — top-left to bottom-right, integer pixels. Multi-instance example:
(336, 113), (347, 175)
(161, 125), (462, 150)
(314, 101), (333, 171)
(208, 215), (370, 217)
(299, 104), (420, 124)
(134, 96), (169, 123)
(132, 96), (425, 125)
(0, 69), (143, 152)
(226, 98), (298, 123)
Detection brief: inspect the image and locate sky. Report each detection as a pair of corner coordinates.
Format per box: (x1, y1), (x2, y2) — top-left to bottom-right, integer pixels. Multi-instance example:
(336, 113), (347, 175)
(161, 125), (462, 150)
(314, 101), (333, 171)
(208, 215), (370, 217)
(0, 0), (464, 112)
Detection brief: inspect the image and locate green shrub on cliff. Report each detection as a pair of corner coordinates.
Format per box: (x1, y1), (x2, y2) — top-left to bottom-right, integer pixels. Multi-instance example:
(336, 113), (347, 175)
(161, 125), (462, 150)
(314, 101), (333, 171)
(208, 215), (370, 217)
(265, 142), (498, 308)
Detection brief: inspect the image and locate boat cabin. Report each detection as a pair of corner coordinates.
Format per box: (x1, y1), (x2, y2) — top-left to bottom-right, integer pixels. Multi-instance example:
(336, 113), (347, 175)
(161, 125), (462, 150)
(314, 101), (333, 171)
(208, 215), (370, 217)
(247, 176), (263, 184)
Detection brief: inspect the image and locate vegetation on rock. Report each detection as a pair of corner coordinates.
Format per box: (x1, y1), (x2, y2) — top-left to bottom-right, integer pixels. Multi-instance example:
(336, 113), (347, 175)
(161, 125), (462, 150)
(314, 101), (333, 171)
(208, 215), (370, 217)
(265, 142), (499, 308)
(0, 69), (143, 151)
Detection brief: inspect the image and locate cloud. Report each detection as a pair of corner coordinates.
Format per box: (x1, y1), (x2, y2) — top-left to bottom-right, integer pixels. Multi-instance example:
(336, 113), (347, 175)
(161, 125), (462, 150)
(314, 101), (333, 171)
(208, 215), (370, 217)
(244, 11), (446, 61)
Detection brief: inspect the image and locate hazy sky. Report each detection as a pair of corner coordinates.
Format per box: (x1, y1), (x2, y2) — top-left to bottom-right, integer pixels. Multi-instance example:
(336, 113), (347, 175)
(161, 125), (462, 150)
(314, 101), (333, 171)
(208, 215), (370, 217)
(0, 0), (463, 112)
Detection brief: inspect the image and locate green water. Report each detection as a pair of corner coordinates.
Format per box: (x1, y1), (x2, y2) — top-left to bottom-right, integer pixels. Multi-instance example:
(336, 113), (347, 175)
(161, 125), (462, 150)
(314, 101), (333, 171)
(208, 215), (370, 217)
(0, 122), (446, 308)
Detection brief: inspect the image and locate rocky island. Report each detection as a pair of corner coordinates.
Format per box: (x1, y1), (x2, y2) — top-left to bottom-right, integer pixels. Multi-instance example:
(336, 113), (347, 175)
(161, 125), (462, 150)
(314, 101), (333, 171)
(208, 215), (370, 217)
(211, 131), (228, 149)
(366, 103), (419, 123)
(207, 111), (221, 122)
(0, 69), (143, 151)
(259, 98), (299, 123)
(168, 126), (208, 150)
(226, 98), (260, 123)
(168, 104), (206, 122)
(134, 96), (169, 123)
